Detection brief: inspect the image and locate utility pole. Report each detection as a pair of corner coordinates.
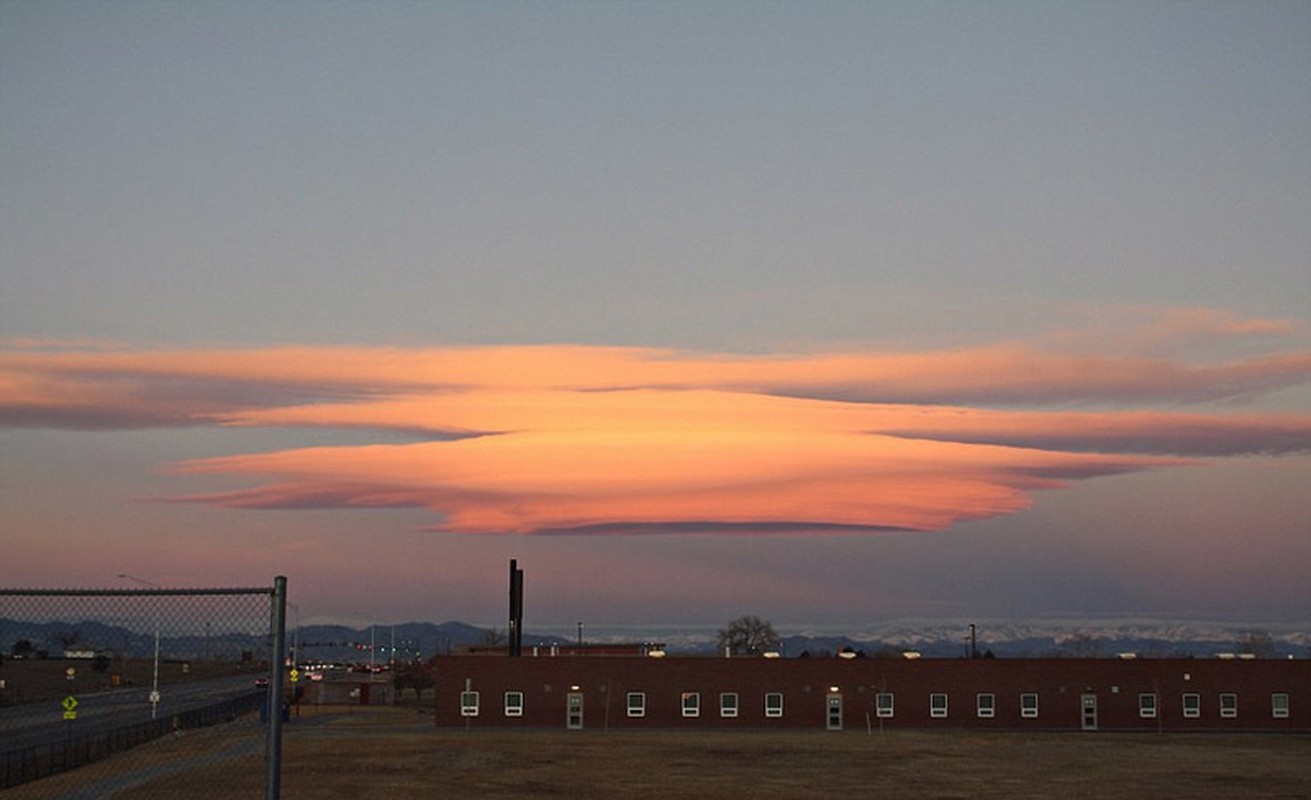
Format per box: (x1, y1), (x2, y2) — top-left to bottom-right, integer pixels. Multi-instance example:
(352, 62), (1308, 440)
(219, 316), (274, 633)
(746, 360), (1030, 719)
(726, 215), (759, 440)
(117, 573), (162, 718)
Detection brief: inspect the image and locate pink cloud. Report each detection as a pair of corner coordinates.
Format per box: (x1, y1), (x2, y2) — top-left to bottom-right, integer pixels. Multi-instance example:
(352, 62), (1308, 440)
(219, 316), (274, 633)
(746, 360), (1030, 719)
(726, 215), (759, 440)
(879, 408), (1311, 456)
(3, 309), (1307, 536)
(1134, 307), (1302, 342)
(169, 432), (1181, 534)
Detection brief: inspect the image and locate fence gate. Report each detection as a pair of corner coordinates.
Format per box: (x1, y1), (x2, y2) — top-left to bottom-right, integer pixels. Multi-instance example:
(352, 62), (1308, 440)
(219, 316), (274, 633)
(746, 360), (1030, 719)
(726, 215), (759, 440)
(0, 577), (287, 799)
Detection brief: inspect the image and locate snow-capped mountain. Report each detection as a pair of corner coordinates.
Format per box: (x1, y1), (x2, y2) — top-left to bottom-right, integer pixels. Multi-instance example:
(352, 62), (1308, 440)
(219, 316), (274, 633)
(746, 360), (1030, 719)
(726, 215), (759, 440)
(555, 618), (1309, 658)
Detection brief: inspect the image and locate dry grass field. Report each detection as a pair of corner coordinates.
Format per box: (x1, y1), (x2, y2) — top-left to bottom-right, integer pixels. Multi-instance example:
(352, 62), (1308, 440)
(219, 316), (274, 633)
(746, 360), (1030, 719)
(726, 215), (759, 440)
(15, 706), (1311, 799)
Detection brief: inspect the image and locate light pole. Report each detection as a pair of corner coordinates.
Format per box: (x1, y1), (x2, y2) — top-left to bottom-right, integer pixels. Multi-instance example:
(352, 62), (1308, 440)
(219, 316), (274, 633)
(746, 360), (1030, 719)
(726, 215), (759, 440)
(118, 573), (162, 719)
(287, 602), (300, 667)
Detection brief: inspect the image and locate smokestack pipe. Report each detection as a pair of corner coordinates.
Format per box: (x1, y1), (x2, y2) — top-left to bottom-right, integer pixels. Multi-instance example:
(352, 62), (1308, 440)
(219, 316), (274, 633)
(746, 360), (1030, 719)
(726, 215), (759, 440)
(508, 559), (524, 657)
(513, 564), (523, 656)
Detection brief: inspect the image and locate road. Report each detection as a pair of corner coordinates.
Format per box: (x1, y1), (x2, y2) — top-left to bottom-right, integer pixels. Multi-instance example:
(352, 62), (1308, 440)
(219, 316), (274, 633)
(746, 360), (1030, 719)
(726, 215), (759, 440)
(1, 675), (263, 754)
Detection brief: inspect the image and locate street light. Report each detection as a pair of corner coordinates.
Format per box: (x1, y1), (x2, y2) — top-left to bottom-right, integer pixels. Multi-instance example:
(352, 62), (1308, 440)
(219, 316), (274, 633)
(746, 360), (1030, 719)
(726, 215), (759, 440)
(287, 601), (300, 668)
(118, 573), (162, 719)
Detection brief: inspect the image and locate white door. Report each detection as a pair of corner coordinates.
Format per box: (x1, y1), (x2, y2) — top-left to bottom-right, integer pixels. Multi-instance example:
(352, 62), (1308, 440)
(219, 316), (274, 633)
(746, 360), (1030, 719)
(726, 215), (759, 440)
(567, 692), (584, 730)
(1081, 694), (1097, 731)
(826, 694), (843, 730)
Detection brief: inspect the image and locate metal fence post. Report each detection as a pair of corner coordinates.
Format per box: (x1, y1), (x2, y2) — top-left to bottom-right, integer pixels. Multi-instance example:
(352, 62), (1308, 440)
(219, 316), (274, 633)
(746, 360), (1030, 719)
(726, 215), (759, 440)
(266, 575), (287, 800)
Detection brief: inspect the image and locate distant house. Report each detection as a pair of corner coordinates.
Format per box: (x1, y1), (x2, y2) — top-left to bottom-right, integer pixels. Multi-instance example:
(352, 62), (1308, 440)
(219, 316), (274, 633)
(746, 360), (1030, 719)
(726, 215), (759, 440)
(301, 672), (395, 706)
(434, 653), (1309, 732)
(61, 649), (103, 660)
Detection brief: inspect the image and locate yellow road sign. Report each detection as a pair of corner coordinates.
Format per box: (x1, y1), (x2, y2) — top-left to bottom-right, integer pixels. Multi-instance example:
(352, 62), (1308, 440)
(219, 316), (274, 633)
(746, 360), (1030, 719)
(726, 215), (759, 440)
(289, 669), (300, 683)
(63, 710), (77, 720)
(61, 695), (78, 712)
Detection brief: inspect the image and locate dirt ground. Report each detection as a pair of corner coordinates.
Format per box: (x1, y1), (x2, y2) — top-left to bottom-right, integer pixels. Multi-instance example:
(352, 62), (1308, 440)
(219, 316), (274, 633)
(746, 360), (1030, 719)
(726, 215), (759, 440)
(14, 706), (1311, 799)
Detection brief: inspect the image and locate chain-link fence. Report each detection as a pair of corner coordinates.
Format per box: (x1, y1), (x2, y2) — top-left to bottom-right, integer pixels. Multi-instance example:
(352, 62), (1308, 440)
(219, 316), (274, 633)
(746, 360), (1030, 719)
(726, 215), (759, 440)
(1, 578), (287, 799)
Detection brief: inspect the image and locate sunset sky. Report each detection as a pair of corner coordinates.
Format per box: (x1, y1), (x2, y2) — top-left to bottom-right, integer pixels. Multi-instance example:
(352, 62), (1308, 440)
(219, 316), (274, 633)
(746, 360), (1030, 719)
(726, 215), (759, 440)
(2, 2), (1308, 629)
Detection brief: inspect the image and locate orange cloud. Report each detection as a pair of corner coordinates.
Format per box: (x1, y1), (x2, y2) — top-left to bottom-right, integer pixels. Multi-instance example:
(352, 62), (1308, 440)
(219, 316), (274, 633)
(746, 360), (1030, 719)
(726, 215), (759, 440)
(3, 311), (1308, 536)
(171, 424), (1178, 534)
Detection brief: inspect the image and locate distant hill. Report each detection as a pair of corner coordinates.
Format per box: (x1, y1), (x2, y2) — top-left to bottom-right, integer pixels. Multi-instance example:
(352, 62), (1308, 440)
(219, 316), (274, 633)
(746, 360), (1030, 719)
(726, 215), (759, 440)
(0, 618), (565, 662)
(292, 621), (570, 661)
(2, 617), (1305, 661)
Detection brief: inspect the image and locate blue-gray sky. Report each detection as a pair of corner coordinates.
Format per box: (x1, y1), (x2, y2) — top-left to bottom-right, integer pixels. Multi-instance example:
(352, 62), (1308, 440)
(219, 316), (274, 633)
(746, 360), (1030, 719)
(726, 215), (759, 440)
(2, 2), (1308, 627)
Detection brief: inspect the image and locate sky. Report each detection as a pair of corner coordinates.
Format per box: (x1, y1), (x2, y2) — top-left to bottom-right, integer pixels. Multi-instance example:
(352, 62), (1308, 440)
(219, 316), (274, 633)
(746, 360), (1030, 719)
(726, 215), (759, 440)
(2, 2), (1308, 630)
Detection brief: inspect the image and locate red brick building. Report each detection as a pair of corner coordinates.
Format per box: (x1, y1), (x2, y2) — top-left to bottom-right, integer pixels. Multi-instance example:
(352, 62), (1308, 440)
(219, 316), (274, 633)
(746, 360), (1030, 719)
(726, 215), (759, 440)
(434, 653), (1308, 732)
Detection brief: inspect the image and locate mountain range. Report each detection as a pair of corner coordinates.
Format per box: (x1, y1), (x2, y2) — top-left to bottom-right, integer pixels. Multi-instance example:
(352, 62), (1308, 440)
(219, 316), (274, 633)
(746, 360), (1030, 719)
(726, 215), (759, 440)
(3, 617), (1305, 661)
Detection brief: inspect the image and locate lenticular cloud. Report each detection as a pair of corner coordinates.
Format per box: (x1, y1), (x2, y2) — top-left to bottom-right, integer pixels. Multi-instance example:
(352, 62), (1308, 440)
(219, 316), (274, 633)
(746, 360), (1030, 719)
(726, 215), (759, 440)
(2, 312), (1308, 536)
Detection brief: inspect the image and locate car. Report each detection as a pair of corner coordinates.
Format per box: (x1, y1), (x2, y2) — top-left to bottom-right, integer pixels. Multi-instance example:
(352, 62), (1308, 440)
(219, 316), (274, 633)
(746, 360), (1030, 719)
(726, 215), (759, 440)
(254, 677), (269, 687)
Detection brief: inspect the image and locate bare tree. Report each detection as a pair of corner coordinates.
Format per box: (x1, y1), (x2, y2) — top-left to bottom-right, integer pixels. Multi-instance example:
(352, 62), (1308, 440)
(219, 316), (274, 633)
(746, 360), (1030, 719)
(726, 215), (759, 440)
(717, 615), (781, 656)
(393, 656), (436, 703)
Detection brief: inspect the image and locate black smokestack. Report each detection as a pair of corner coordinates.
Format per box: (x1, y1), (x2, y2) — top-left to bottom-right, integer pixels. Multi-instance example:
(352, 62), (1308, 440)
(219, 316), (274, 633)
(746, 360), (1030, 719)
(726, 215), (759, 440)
(509, 559), (524, 657)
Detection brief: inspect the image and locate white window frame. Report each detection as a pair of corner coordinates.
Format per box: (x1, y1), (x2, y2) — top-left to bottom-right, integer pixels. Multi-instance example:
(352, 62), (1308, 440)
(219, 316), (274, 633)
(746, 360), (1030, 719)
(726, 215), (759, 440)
(764, 692), (784, 718)
(1138, 693), (1157, 719)
(720, 692), (739, 718)
(1020, 693), (1039, 718)
(876, 692), (894, 718)
(929, 693), (948, 719)
(1220, 693), (1238, 719)
(976, 693), (995, 718)
(460, 690), (480, 717)
(503, 691), (524, 717)
(1271, 693), (1289, 719)
(1182, 692), (1201, 718)
(627, 692), (646, 718)
(681, 692), (700, 718)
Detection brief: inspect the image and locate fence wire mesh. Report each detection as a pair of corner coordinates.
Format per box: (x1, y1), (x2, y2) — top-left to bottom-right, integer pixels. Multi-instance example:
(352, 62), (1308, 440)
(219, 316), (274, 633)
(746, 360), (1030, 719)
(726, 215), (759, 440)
(1, 583), (282, 798)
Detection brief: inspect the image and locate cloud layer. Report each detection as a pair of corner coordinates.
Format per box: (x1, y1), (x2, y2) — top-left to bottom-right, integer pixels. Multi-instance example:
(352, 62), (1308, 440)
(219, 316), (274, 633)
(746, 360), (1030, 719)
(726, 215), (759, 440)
(3, 311), (1308, 536)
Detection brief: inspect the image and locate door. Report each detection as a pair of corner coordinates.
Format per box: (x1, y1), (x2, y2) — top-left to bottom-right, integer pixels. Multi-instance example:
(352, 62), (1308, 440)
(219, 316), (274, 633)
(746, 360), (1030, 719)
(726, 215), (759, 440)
(826, 693), (843, 730)
(1081, 694), (1097, 731)
(566, 692), (584, 730)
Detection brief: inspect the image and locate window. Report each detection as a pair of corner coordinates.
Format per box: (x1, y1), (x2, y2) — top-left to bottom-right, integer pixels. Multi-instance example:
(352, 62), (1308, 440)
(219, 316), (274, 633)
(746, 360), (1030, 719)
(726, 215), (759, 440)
(1272, 693), (1289, 719)
(504, 691), (524, 717)
(1220, 693), (1238, 719)
(1139, 693), (1157, 719)
(977, 693), (995, 718)
(929, 693), (948, 719)
(876, 692), (895, 718)
(460, 690), (479, 717)
(681, 692), (700, 718)
(720, 692), (739, 718)
(765, 692), (784, 718)
(1020, 693), (1039, 718)
(627, 692), (646, 718)
(1182, 693), (1200, 718)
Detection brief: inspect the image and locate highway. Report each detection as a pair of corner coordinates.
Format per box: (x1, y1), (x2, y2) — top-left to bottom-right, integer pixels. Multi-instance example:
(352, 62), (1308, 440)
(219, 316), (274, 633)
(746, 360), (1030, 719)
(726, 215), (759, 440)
(1, 675), (263, 754)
